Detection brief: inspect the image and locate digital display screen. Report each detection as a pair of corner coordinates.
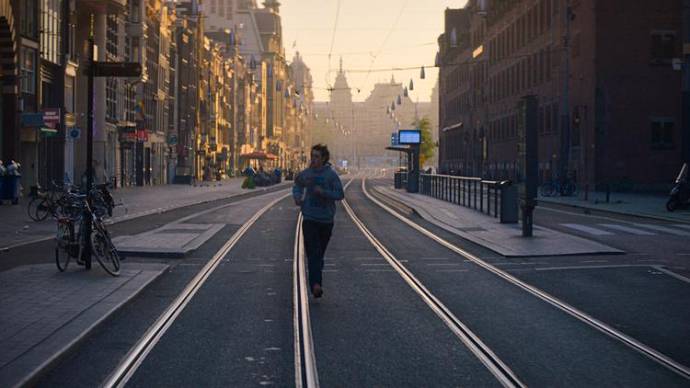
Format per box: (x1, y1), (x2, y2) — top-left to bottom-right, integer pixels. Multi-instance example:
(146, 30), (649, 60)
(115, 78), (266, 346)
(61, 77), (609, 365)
(398, 130), (421, 144)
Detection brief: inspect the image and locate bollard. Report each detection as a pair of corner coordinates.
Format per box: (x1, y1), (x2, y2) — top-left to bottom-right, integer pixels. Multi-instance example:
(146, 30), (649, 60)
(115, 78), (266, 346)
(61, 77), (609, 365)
(500, 183), (519, 223)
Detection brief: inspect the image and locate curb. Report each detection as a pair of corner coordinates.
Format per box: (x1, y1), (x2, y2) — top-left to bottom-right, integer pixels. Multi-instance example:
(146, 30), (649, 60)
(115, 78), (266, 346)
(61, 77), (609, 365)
(0, 182), (291, 251)
(9, 264), (169, 388)
(370, 185), (623, 258)
(537, 198), (690, 225)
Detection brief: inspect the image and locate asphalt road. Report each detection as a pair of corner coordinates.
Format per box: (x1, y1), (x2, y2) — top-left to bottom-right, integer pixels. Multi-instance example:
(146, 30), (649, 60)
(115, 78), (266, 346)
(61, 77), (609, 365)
(30, 175), (690, 386)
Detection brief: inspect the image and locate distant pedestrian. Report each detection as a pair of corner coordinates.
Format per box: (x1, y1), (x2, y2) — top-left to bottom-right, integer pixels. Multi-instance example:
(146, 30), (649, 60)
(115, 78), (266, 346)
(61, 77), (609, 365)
(293, 144), (344, 298)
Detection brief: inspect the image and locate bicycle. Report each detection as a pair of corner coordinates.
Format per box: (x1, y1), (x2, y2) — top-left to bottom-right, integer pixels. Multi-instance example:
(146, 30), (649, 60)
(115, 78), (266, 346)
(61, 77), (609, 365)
(55, 192), (120, 276)
(27, 181), (75, 222)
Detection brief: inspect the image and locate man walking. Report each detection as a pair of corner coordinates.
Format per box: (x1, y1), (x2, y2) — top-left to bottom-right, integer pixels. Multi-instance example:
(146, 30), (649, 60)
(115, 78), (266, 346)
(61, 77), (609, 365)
(293, 144), (344, 298)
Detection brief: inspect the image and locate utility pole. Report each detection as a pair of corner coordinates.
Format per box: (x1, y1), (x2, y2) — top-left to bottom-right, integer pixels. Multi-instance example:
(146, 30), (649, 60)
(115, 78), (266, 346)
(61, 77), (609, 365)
(84, 15), (95, 269)
(681, 0), (690, 165)
(559, 0), (572, 186)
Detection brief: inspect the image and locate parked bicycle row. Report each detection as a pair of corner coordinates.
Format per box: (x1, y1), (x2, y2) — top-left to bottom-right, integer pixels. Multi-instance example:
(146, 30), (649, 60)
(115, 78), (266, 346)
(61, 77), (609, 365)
(26, 180), (120, 222)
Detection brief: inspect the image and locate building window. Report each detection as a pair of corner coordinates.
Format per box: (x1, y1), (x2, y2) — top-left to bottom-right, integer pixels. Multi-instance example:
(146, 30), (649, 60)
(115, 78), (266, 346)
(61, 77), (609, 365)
(20, 0), (39, 39)
(107, 14), (119, 59)
(650, 31), (677, 64)
(106, 78), (118, 122)
(40, 0), (62, 65)
(20, 48), (37, 95)
(650, 119), (674, 149)
(211, 0), (217, 14)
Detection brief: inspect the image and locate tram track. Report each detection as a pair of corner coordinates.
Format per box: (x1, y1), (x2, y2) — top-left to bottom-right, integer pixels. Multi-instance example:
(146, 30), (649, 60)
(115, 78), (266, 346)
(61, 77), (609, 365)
(103, 192), (290, 387)
(358, 176), (690, 381)
(341, 179), (525, 388)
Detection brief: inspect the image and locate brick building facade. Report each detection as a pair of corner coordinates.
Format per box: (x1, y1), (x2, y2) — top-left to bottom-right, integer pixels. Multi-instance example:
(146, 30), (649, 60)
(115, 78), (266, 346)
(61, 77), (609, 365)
(438, 0), (685, 190)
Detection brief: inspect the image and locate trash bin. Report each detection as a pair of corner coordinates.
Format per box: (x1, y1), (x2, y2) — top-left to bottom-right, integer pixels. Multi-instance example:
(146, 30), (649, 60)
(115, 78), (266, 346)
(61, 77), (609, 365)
(1, 175), (21, 204)
(499, 181), (518, 224)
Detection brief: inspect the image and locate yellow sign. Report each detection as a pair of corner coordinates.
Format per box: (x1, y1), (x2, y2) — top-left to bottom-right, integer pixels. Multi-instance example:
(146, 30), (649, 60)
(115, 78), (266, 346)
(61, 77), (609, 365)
(473, 45), (484, 58)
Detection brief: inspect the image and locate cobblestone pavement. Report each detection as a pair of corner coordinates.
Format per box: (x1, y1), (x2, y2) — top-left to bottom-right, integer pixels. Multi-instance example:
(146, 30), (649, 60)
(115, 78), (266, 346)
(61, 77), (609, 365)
(0, 263), (168, 387)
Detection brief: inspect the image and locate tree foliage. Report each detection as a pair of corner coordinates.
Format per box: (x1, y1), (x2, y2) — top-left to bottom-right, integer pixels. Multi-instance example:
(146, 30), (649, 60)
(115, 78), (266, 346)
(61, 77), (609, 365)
(414, 117), (436, 167)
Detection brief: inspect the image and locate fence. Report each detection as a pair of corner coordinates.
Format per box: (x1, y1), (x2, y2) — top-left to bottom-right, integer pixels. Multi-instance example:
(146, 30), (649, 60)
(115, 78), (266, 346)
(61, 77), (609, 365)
(419, 174), (518, 223)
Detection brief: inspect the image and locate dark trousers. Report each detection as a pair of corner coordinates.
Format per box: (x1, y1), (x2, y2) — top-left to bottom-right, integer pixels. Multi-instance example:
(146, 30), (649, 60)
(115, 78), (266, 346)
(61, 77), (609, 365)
(302, 219), (334, 288)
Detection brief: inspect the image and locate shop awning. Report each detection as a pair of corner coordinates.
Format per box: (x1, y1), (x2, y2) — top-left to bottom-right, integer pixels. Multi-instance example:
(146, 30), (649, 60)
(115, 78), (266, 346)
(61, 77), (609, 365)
(240, 151), (278, 160)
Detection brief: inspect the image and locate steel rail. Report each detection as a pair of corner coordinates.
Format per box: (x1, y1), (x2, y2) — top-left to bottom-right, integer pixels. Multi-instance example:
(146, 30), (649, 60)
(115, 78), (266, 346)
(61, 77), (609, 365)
(362, 177), (690, 380)
(103, 192), (290, 387)
(293, 213), (320, 388)
(342, 184), (525, 388)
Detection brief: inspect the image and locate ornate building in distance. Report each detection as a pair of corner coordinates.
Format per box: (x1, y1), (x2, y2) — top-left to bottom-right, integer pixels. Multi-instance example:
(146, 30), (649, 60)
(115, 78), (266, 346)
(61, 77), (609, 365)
(313, 61), (434, 169)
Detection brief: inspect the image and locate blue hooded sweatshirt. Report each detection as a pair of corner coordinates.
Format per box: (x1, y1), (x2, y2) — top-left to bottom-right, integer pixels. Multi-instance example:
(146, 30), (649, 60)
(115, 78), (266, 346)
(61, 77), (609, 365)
(292, 164), (344, 223)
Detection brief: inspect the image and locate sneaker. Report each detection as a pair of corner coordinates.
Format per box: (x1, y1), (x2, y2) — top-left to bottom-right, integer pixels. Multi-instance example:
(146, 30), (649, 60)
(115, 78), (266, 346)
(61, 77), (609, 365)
(312, 283), (323, 298)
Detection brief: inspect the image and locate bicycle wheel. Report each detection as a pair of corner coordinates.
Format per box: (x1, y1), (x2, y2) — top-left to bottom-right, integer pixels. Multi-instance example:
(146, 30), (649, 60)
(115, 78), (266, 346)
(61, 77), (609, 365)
(55, 221), (74, 272)
(27, 197), (41, 221)
(36, 197), (52, 221)
(91, 221), (120, 276)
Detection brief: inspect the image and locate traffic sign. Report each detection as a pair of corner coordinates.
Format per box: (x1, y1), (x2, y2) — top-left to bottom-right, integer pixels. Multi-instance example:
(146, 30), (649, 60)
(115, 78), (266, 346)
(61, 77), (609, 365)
(69, 127), (81, 140)
(168, 134), (178, 145)
(42, 108), (61, 129)
(93, 62), (142, 77)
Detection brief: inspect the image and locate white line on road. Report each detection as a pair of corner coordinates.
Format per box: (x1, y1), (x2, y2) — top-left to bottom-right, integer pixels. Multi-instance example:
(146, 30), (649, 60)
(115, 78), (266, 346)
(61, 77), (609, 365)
(652, 266), (690, 284)
(365, 179), (690, 380)
(598, 224), (657, 236)
(535, 264), (658, 271)
(634, 224), (690, 236)
(560, 223), (614, 236)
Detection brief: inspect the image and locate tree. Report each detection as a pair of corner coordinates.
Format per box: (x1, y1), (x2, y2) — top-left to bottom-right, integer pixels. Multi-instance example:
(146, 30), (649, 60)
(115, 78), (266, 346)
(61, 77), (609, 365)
(414, 117), (435, 168)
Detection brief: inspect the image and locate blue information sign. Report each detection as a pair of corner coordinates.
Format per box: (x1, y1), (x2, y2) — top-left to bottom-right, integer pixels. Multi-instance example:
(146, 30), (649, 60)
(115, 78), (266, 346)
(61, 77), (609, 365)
(398, 129), (421, 144)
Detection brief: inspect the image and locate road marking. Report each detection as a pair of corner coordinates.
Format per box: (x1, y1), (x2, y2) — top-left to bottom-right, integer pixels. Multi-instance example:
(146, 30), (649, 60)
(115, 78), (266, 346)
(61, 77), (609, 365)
(364, 178), (690, 380)
(634, 224), (690, 236)
(427, 263), (463, 267)
(674, 224), (690, 230)
(437, 269), (469, 273)
(651, 266), (690, 284)
(535, 264), (657, 271)
(361, 263), (390, 266)
(581, 260), (609, 263)
(598, 224), (657, 235)
(676, 253), (690, 256)
(560, 223), (614, 236)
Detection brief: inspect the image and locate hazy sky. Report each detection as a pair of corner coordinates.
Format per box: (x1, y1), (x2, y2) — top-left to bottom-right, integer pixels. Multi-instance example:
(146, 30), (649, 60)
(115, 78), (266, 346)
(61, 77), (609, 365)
(280, 0), (467, 102)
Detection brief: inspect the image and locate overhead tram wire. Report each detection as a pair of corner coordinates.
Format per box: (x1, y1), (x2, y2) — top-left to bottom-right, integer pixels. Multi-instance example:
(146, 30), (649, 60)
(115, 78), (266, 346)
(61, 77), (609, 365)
(325, 0), (343, 89)
(357, 0), (409, 92)
(326, 46), (565, 74)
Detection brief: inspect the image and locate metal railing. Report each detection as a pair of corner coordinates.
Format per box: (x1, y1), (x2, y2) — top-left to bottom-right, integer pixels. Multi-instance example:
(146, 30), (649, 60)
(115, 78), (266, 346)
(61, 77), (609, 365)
(419, 174), (517, 222)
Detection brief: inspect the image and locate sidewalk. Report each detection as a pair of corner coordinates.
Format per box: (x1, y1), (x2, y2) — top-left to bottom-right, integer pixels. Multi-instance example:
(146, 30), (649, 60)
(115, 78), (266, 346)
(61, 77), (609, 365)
(0, 263), (168, 387)
(0, 178), (288, 249)
(375, 186), (622, 257)
(538, 191), (690, 223)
